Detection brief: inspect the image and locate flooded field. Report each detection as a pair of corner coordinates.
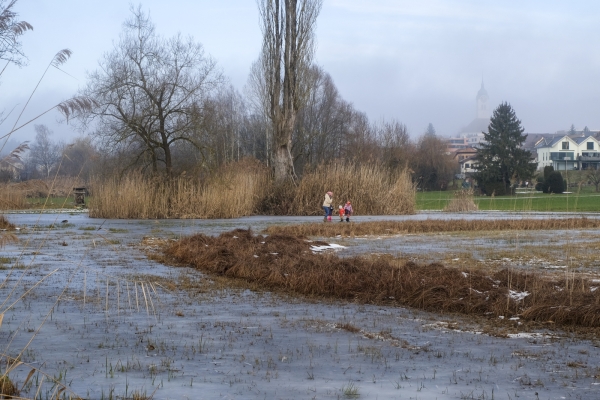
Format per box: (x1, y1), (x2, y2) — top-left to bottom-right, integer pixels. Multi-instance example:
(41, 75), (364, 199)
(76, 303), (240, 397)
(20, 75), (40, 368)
(2, 212), (600, 399)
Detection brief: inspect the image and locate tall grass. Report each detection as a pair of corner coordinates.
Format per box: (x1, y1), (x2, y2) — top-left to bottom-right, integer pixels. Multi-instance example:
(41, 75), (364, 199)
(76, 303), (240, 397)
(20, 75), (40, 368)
(262, 161), (415, 215)
(0, 185), (26, 209)
(0, 177), (86, 210)
(90, 159), (270, 219)
(90, 160), (416, 219)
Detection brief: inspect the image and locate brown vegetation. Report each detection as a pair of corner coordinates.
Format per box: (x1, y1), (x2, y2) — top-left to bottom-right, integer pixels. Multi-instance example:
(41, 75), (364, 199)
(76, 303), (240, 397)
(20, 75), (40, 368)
(90, 160), (415, 219)
(0, 374), (18, 398)
(0, 215), (15, 230)
(0, 177), (86, 210)
(444, 189), (478, 212)
(164, 229), (600, 329)
(90, 159), (270, 219)
(264, 217), (600, 237)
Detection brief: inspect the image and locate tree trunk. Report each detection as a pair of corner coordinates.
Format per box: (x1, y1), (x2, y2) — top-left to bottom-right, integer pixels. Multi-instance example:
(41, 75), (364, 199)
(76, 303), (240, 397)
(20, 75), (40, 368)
(273, 116), (296, 182)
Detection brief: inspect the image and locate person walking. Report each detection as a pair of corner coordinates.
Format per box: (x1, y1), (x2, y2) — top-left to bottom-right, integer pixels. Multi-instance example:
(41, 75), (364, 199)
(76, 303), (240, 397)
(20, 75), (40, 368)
(323, 191), (333, 222)
(343, 201), (353, 222)
(338, 205), (345, 222)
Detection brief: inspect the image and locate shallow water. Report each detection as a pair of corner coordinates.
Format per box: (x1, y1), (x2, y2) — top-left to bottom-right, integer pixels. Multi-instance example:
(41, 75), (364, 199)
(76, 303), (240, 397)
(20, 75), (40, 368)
(2, 211), (600, 399)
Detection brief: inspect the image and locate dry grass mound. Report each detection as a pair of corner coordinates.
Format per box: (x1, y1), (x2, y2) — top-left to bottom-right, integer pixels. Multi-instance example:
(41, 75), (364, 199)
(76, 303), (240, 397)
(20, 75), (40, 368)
(0, 215), (15, 230)
(444, 189), (478, 212)
(264, 217), (600, 237)
(0, 375), (18, 398)
(164, 229), (600, 329)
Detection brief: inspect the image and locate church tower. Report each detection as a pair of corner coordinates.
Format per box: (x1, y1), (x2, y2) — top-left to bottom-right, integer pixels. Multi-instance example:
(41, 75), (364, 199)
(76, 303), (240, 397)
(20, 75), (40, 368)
(476, 80), (489, 119)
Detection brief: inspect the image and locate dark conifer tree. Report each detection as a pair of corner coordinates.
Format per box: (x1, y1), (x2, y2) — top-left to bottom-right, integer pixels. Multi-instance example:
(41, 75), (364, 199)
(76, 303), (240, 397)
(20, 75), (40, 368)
(474, 102), (536, 194)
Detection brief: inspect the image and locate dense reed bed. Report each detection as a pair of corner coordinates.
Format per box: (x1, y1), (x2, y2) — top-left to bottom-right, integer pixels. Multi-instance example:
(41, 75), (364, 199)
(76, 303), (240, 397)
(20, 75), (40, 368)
(89, 160), (270, 219)
(270, 162), (416, 216)
(264, 217), (600, 237)
(90, 160), (416, 219)
(164, 228), (600, 329)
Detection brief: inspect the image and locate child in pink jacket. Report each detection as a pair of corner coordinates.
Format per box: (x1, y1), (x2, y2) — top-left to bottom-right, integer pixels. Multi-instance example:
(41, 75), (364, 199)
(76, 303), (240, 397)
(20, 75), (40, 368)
(343, 201), (353, 222)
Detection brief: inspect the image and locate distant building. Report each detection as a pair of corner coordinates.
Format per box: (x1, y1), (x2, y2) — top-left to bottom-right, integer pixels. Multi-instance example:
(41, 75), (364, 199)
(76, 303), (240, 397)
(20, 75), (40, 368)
(453, 147), (479, 177)
(535, 134), (600, 171)
(445, 80), (491, 153)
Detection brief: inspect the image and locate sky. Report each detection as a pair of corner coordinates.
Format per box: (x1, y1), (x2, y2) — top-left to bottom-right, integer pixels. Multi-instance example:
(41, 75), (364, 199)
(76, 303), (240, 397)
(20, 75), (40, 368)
(3, 0), (600, 148)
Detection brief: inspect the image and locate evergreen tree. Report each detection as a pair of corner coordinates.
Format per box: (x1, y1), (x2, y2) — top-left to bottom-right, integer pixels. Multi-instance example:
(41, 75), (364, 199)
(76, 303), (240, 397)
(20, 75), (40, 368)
(474, 102), (536, 194)
(425, 123), (436, 136)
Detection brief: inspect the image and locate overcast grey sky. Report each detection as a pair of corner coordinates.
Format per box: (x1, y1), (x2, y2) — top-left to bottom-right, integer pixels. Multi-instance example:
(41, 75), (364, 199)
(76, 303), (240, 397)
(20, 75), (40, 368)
(3, 0), (600, 145)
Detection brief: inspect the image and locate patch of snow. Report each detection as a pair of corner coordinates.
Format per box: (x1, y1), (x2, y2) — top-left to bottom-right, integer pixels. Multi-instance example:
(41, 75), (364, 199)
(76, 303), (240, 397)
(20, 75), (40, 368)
(509, 290), (529, 301)
(310, 243), (346, 252)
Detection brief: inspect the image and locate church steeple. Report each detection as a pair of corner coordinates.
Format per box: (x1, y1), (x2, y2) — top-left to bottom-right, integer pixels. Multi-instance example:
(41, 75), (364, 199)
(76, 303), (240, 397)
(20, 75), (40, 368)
(476, 79), (489, 119)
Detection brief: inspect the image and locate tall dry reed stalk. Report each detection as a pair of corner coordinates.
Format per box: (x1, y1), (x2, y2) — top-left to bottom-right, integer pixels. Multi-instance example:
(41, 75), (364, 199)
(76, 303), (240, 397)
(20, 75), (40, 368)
(90, 159), (270, 219)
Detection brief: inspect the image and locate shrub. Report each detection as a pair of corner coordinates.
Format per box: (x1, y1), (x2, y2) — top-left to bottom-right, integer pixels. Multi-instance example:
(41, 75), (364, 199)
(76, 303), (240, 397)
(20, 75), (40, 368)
(543, 165), (554, 180)
(546, 171), (565, 194)
(480, 180), (507, 196)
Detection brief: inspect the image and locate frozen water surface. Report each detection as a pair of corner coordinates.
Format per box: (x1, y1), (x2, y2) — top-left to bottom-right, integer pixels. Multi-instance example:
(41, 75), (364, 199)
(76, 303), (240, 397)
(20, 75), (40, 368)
(1, 212), (600, 399)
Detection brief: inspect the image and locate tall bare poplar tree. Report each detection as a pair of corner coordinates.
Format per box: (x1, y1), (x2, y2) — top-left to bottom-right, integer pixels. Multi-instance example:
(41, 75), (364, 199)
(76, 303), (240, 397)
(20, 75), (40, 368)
(258, 0), (322, 182)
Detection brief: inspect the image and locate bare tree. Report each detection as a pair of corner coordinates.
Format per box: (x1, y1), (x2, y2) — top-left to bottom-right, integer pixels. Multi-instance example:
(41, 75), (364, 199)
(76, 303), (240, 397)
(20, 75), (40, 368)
(29, 124), (61, 177)
(588, 168), (600, 192)
(377, 120), (412, 170)
(414, 132), (456, 190)
(56, 136), (98, 179)
(79, 6), (222, 178)
(257, 0), (323, 182)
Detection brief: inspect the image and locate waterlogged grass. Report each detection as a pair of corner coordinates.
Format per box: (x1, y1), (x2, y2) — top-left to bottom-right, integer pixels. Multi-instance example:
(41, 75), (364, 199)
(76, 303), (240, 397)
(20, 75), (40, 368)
(164, 228), (600, 329)
(417, 187), (600, 212)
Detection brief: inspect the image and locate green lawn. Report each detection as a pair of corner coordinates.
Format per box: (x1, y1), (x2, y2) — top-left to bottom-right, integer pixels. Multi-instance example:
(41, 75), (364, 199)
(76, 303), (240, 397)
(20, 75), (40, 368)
(417, 187), (600, 212)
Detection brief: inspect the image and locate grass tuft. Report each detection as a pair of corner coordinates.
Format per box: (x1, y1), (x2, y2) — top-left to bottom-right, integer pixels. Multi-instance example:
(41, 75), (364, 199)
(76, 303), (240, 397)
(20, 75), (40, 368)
(0, 374), (18, 397)
(444, 189), (478, 212)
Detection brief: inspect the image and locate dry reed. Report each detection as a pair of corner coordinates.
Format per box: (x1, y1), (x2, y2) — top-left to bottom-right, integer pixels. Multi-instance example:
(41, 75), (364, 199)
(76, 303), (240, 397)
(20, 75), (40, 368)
(444, 189), (478, 212)
(264, 217), (600, 237)
(89, 159), (270, 219)
(0, 215), (15, 230)
(0, 177), (86, 210)
(0, 374), (18, 397)
(164, 228), (600, 329)
(261, 161), (415, 215)
(90, 160), (416, 218)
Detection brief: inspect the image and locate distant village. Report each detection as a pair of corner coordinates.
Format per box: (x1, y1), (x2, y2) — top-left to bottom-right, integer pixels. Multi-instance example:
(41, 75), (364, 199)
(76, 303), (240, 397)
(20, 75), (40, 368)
(447, 82), (600, 179)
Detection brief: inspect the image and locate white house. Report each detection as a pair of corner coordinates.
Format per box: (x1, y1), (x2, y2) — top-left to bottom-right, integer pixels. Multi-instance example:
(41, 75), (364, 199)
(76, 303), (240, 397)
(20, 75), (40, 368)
(458, 155), (478, 175)
(535, 134), (600, 171)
